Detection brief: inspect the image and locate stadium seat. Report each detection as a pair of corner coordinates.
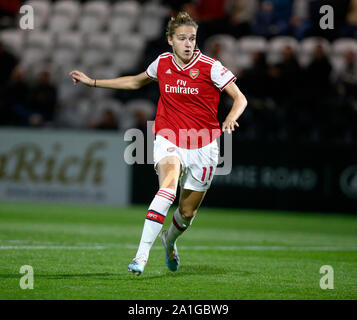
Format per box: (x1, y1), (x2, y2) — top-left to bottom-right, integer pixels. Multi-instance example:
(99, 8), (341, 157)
(48, 0), (80, 33)
(235, 36), (268, 71)
(299, 37), (331, 66)
(26, 30), (53, 51)
(109, 1), (141, 35)
(137, 2), (168, 40)
(123, 99), (156, 131)
(205, 34), (236, 54)
(78, 1), (110, 34)
(235, 54), (254, 72)
(138, 17), (165, 40)
(81, 50), (108, 68)
(20, 47), (49, 69)
(80, 97), (124, 129)
(20, 61), (53, 82)
(0, 29), (25, 57)
(332, 38), (357, 55)
(91, 65), (120, 80)
(330, 38), (357, 74)
(125, 99), (155, 119)
(55, 32), (83, 53)
(21, 31), (53, 67)
(24, 0), (51, 29)
(86, 33), (113, 52)
(332, 38), (357, 54)
(57, 79), (87, 104)
(52, 48), (79, 70)
(80, 33), (113, 67)
(52, 0), (80, 17)
(140, 1), (168, 20)
(58, 97), (94, 128)
(89, 65), (121, 99)
(111, 34), (146, 72)
(49, 15), (76, 33)
(203, 34), (237, 73)
(267, 36), (299, 65)
(95, 98), (123, 118)
(237, 36), (268, 54)
(51, 61), (87, 84)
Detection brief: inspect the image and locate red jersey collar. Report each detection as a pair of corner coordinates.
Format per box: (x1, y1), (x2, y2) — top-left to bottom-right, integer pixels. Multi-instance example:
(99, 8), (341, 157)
(171, 49), (201, 71)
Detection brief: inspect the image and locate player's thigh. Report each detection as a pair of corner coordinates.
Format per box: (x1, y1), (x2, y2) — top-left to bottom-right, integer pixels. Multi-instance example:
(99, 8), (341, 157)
(178, 188), (207, 218)
(157, 156), (181, 191)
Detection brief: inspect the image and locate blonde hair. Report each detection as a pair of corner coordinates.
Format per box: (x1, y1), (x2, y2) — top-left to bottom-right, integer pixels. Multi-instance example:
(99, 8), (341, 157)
(166, 11), (198, 39)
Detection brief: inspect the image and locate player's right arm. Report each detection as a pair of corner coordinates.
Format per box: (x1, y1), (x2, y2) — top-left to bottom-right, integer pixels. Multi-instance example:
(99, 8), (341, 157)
(68, 70), (152, 90)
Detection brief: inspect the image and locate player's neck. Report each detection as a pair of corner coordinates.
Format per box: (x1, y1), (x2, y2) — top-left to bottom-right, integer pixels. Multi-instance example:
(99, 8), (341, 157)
(173, 52), (197, 68)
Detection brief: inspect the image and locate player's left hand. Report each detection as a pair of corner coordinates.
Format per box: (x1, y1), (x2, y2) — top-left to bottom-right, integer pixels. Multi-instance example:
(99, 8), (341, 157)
(222, 118), (239, 134)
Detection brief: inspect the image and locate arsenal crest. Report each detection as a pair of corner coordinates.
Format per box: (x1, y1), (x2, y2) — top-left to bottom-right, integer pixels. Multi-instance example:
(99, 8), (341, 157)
(190, 69), (199, 79)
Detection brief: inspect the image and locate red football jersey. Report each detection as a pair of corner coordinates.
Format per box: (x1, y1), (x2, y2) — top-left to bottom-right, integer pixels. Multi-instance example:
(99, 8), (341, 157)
(146, 49), (236, 149)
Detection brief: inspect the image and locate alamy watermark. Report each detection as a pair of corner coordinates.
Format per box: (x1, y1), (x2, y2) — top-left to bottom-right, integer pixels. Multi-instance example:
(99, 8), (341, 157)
(19, 5), (34, 30)
(319, 265), (334, 290)
(123, 121), (232, 175)
(19, 265), (34, 290)
(319, 5), (334, 30)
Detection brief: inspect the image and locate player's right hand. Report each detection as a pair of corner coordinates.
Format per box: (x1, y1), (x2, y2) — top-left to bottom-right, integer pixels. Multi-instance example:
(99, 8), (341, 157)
(69, 70), (94, 87)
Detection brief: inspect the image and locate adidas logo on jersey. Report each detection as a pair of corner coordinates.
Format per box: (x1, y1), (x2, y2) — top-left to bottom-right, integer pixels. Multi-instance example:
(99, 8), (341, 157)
(165, 69), (172, 74)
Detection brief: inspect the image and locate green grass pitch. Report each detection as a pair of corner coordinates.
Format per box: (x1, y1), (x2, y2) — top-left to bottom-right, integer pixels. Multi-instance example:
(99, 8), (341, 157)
(0, 202), (356, 300)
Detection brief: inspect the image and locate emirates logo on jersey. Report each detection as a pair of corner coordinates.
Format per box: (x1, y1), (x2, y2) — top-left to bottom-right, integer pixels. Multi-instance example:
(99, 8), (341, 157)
(190, 69), (199, 79)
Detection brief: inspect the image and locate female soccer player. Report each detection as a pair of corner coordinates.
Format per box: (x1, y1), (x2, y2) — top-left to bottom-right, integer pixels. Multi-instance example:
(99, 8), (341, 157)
(69, 12), (247, 275)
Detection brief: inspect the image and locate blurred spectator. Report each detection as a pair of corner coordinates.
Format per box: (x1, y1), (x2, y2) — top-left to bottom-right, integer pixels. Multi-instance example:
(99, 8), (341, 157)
(304, 43), (332, 96)
(194, 0), (227, 23)
(301, 43), (334, 142)
(94, 109), (119, 131)
(342, 0), (357, 37)
(271, 0), (293, 35)
(239, 51), (269, 101)
(190, 0), (229, 44)
(204, 35), (237, 73)
(253, 0), (293, 38)
(134, 109), (150, 134)
(28, 71), (57, 126)
(129, 102), (155, 134)
(330, 48), (357, 143)
(226, 0), (258, 38)
(290, 0), (312, 40)
(336, 49), (357, 102)
(165, 0), (194, 13)
(1, 66), (30, 126)
(252, 1), (275, 37)
(210, 42), (237, 74)
(274, 45), (302, 104)
(0, 41), (18, 85)
(0, 0), (355, 145)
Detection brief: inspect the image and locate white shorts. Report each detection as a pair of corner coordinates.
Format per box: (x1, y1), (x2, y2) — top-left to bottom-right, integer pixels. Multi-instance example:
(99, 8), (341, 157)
(153, 134), (219, 192)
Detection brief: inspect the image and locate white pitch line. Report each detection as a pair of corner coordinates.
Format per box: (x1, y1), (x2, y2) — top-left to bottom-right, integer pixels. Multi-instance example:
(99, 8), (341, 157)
(1, 244), (357, 251)
(0, 245), (106, 250)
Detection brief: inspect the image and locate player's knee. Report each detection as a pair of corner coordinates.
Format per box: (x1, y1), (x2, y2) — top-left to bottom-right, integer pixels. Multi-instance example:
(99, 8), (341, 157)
(178, 206), (197, 219)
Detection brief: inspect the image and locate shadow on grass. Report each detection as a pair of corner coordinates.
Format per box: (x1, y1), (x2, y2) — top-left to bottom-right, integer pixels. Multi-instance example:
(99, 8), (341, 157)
(0, 264), (253, 282)
(135, 264), (254, 281)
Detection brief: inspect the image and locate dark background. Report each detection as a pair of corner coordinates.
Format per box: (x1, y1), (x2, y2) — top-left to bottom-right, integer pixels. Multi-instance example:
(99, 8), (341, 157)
(1, 0), (357, 213)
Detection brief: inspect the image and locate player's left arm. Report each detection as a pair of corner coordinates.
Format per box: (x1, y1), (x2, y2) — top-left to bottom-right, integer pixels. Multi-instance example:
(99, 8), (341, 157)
(222, 82), (248, 134)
